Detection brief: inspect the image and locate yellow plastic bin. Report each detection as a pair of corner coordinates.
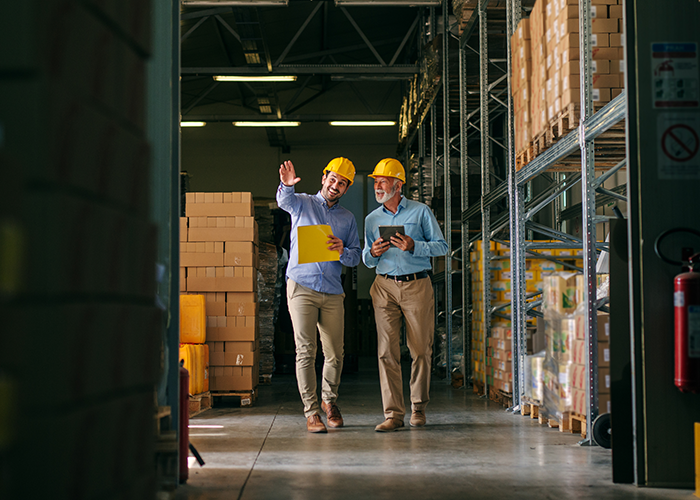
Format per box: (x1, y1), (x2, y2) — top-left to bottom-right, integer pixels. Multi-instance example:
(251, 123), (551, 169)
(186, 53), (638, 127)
(180, 294), (206, 343)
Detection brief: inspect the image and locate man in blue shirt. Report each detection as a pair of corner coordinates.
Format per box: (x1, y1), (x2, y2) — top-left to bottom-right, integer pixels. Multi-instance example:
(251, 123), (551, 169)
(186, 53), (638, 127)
(362, 158), (448, 432)
(277, 157), (361, 433)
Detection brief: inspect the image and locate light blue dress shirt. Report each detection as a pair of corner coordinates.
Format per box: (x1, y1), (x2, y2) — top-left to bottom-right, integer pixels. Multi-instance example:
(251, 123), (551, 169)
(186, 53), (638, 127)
(277, 183), (361, 295)
(363, 196), (448, 275)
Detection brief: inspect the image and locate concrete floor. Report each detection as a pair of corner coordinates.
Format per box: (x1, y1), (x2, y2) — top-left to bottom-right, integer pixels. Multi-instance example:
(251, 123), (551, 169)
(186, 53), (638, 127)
(173, 358), (694, 500)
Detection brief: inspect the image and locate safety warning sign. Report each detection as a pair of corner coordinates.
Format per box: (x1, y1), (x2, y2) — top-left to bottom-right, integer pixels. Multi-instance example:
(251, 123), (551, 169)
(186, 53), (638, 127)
(651, 42), (699, 108)
(657, 113), (700, 179)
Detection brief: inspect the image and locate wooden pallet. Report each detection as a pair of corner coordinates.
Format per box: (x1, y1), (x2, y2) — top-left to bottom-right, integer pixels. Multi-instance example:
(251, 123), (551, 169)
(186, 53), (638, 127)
(211, 387), (258, 407)
(189, 391), (212, 417)
(520, 397), (541, 419)
(519, 102), (627, 172)
(570, 411), (587, 438)
(488, 387), (513, 408)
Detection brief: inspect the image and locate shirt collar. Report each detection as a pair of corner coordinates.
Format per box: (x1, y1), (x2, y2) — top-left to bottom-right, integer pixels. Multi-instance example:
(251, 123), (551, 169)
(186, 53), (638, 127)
(314, 190), (338, 209)
(382, 195), (406, 215)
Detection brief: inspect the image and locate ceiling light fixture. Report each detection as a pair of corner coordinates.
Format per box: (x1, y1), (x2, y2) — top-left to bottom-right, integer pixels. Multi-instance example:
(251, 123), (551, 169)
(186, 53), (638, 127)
(180, 121), (207, 127)
(329, 121), (396, 126)
(213, 75), (297, 82)
(334, 0), (441, 6)
(233, 121), (300, 127)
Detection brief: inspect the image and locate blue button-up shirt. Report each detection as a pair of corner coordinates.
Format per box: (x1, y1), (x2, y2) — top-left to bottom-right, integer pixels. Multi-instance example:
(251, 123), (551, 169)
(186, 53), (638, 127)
(277, 183), (361, 295)
(363, 196), (448, 275)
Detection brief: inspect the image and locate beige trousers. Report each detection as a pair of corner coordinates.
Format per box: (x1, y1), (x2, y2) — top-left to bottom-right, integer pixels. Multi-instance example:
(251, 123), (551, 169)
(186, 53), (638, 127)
(370, 275), (434, 420)
(286, 279), (345, 418)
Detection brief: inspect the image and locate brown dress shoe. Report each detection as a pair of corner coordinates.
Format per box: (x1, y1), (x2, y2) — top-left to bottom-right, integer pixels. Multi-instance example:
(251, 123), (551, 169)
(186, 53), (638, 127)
(375, 418), (405, 432)
(410, 410), (426, 427)
(321, 401), (344, 428)
(307, 414), (327, 433)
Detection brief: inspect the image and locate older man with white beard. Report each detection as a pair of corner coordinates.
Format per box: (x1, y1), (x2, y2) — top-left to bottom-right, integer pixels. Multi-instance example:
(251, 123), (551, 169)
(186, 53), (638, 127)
(362, 158), (448, 432)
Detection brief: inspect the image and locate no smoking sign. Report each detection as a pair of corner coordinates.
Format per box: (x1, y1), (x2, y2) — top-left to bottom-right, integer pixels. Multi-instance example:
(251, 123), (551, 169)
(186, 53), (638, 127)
(657, 113), (700, 179)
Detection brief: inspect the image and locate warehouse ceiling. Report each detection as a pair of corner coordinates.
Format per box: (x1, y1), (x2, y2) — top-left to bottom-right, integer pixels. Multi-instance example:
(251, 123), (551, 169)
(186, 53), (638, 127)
(180, 1), (432, 151)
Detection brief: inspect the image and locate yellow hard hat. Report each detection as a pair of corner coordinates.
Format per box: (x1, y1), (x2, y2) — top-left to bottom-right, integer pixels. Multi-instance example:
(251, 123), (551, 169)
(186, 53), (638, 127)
(323, 157), (356, 185)
(368, 158), (406, 183)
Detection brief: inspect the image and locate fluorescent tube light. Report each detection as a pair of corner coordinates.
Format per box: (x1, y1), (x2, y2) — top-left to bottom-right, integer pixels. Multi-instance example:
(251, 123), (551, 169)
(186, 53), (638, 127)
(213, 75), (297, 82)
(180, 121), (207, 127)
(329, 121), (396, 126)
(233, 121), (300, 127)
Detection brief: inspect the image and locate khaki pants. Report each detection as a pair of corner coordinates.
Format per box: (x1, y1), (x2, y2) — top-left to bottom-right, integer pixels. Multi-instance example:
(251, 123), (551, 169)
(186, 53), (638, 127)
(370, 275), (434, 420)
(286, 279), (345, 418)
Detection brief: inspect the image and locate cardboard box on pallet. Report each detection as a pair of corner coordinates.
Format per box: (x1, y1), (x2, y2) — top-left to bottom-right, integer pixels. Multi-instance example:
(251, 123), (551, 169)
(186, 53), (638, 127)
(224, 241), (258, 267)
(185, 192), (254, 217)
(180, 241), (225, 267)
(186, 266), (257, 292)
(187, 216), (257, 243)
(210, 365), (259, 391)
(207, 316), (258, 342)
(209, 340), (259, 367)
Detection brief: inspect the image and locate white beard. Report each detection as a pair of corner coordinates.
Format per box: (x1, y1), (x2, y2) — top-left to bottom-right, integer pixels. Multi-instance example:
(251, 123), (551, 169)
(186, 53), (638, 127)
(375, 183), (397, 204)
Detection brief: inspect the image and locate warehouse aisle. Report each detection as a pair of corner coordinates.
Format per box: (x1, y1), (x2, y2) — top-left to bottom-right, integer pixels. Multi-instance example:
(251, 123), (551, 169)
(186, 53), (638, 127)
(172, 358), (692, 500)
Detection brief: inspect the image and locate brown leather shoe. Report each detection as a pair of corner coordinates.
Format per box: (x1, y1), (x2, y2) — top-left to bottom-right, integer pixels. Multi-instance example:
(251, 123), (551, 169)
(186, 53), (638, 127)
(306, 414), (327, 433)
(410, 410), (426, 427)
(321, 401), (344, 428)
(375, 418), (405, 432)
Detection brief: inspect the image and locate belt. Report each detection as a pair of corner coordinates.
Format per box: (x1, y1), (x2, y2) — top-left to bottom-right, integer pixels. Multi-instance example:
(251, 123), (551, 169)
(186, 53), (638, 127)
(381, 271), (429, 282)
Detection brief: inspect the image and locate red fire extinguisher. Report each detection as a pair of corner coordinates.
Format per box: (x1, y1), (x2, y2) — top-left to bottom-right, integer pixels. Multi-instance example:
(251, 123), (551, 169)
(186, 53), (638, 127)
(179, 361), (190, 483)
(655, 228), (700, 393)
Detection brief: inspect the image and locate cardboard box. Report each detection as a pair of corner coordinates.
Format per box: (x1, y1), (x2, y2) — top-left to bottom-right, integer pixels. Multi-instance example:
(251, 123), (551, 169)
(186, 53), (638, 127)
(180, 267), (187, 292)
(226, 300), (258, 317)
(207, 316), (257, 341)
(180, 217), (188, 242)
(224, 241), (257, 267)
(210, 365), (258, 391)
(573, 388), (586, 415)
(598, 342), (610, 368)
(598, 366), (611, 394)
(591, 47), (621, 60)
(573, 338), (586, 365)
(599, 393), (611, 414)
(191, 292), (226, 316)
(185, 192), (254, 217)
(610, 33), (623, 47)
(597, 311), (610, 341)
(186, 266), (256, 292)
(209, 341), (259, 367)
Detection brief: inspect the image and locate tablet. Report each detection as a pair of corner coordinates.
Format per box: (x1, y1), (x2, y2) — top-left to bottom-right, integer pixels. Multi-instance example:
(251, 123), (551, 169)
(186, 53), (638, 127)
(378, 225), (405, 246)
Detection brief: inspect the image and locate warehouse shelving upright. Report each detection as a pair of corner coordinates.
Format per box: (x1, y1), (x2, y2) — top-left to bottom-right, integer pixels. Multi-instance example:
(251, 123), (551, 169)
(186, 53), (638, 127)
(457, 0), (628, 444)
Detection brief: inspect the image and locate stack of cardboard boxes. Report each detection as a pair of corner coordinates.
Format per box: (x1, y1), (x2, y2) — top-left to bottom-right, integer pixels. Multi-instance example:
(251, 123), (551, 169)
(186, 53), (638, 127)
(571, 311), (611, 415)
(471, 241), (588, 396)
(181, 193), (260, 393)
(512, 0), (625, 157)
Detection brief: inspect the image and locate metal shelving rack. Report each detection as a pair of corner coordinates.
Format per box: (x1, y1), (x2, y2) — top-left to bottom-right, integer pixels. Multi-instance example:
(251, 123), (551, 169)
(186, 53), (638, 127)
(458, 0), (628, 441)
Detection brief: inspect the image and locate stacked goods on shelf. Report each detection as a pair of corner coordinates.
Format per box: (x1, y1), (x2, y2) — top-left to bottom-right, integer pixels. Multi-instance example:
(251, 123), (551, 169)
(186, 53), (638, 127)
(540, 272), (586, 422)
(571, 311), (611, 415)
(1, 2), (159, 497)
(398, 36), (442, 148)
(181, 193), (260, 393)
(452, 0), (478, 35)
(179, 295), (210, 396)
(471, 240), (588, 394)
(512, 0), (625, 167)
(511, 18), (532, 154)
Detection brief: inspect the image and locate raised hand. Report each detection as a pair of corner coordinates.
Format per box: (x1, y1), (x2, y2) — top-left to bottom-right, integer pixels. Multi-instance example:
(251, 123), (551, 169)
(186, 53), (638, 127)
(279, 160), (301, 186)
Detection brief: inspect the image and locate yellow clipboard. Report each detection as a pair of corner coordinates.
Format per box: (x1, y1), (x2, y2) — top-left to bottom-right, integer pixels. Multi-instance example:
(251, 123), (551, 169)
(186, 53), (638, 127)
(297, 224), (340, 264)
